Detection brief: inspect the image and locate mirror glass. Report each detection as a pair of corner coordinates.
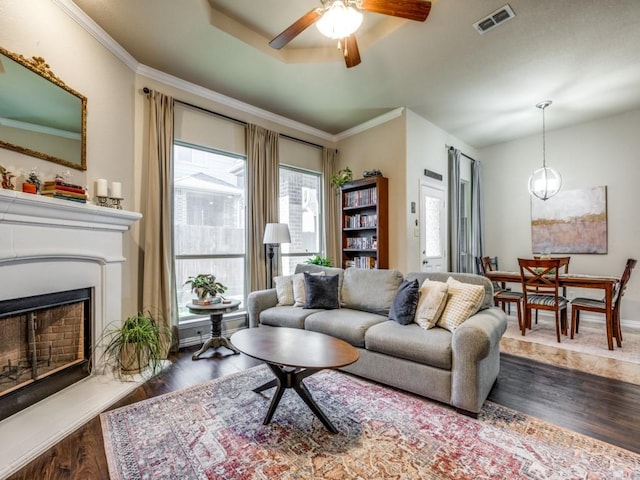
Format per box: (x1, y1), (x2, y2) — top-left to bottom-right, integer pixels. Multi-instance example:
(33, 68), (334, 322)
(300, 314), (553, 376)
(0, 47), (86, 171)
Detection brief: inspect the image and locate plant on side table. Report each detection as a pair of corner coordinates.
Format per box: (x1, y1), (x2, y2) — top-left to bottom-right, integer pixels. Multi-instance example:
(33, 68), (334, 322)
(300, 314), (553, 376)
(101, 311), (170, 376)
(185, 273), (228, 305)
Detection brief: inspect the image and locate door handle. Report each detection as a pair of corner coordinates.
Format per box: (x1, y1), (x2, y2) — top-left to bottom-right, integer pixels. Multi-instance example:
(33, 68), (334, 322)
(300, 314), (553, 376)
(422, 259), (429, 265)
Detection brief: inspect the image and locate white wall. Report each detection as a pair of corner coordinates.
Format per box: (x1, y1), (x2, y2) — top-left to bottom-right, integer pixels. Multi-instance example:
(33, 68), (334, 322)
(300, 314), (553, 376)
(479, 108), (640, 323)
(405, 110), (477, 273)
(0, 0), (138, 318)
(336, 115), (406, 270)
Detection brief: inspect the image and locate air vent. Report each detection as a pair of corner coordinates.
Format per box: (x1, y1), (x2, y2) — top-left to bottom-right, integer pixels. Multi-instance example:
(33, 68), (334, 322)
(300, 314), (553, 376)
(473, 4), (516, 34)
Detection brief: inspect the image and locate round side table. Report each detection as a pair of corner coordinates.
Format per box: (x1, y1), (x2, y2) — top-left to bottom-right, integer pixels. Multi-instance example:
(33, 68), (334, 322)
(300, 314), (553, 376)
(186, 300), (241, 360)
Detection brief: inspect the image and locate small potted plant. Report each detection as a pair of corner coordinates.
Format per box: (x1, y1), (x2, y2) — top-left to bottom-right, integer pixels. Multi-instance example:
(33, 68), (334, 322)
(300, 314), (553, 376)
(330, 167), (352, 190)
(185, 274), (228, 304)
(101, 311), (169, 376)
(305, 255), (332, 267)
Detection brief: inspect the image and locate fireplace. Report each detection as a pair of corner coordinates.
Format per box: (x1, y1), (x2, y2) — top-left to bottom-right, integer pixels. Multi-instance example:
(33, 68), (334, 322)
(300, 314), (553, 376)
(0, 189), (141, 478)
(0, 288), (92, 421)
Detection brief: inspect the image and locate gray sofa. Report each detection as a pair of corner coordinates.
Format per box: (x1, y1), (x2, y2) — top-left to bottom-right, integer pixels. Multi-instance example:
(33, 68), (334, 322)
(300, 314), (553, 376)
(246, 264), (507, 417)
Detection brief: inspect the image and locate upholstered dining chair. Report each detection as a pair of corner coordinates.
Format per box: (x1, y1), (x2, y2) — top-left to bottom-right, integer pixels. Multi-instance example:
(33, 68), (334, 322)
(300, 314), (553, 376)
(570, 258), (637, 348)
(518, 257), (569, 343)
(478, 256), (523, 330)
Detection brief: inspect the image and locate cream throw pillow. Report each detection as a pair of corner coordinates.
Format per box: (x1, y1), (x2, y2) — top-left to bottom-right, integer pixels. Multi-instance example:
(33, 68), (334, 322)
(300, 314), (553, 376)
(436, 277), (485, 332)
(293, 271), (325, 307)
(273, 275), (295, 306)
(414, 279), (449, 329)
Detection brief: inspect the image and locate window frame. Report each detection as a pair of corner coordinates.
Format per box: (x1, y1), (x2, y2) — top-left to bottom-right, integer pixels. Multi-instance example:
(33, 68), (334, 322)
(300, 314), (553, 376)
(173, 140), (248, 324)
(279, 164), (324, 273)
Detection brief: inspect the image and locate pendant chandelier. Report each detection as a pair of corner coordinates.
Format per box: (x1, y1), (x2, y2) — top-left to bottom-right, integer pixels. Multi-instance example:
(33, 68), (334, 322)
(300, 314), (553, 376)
(528, 100), (561, 201)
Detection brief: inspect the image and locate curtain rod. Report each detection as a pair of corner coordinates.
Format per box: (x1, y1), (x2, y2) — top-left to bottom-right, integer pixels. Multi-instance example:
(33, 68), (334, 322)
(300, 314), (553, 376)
(445, 144), (476, 162)
(142, 87), (324, 150)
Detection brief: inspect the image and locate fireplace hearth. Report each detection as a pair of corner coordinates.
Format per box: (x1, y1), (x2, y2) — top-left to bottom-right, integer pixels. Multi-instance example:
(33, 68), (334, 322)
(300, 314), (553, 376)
(0, 288), (92, 421)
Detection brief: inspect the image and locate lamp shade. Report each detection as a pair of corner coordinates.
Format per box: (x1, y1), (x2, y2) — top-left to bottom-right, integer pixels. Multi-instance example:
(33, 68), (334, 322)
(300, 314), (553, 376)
(263, 223), (291, 244)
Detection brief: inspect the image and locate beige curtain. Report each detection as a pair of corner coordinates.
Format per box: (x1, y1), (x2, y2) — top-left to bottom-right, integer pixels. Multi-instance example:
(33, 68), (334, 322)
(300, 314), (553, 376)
(142, 90), (178, 354)
(246, 123), (279, 291)
(322, 147), (340, 267)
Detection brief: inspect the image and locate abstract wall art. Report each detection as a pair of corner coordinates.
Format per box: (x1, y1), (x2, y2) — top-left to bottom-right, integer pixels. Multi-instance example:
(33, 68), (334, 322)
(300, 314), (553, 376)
(531, 186), (607, 254)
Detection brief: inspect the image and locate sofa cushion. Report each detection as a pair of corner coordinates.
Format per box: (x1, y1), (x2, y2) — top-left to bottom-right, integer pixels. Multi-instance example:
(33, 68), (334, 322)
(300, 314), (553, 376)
(415, 279), (449, 329)
(292, 271), (325, 307)
(388, 279), (419, 325)
(341, 267), (404, 316)
(273, 274), (295, 306)
(365, 321), (453, 370)
(303, 273), (340, 309)
(304, 309), (387, 347)
(295, 264), (344, 291)
(404, 272), (494, 310)
(437, 277), (485, 332)
(259, 305), (321, 329)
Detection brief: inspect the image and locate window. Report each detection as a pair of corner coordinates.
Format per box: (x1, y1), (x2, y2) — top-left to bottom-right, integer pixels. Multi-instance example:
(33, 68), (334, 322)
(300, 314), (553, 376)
(459, 179), (472, 273)
(173, 142), (246, 322)
(279, 166), (323, 274)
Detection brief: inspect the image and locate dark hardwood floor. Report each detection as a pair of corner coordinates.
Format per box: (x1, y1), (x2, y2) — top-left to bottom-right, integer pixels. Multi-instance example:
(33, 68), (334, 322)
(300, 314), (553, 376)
(8, 348), (640, 479)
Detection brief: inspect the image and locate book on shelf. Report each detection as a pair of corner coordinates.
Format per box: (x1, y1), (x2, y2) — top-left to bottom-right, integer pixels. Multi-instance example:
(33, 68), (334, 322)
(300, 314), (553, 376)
(41, 188), (87, 199)
(43, 180), (86, 194)
(40, 192), (87, 203)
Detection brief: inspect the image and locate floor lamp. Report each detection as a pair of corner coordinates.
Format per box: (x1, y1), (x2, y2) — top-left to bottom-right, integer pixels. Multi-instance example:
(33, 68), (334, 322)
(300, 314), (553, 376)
(263, 223), (291, 288)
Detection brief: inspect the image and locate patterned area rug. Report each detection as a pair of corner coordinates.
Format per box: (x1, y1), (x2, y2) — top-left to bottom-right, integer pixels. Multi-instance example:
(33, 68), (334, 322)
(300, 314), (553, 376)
(101, 365), (640, 480)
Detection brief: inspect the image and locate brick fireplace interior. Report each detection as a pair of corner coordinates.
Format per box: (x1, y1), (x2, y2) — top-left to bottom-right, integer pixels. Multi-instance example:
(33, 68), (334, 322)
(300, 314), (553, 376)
(0, 288), (92, 421)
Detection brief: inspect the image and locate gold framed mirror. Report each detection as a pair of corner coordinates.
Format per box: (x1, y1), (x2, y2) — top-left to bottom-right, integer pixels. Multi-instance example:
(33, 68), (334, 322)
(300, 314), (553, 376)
(0, 46), (87, 171)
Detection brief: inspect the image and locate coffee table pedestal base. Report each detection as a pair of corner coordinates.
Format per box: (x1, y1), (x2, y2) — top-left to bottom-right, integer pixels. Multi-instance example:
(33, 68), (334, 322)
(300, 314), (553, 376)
(254, 363), (338, 434)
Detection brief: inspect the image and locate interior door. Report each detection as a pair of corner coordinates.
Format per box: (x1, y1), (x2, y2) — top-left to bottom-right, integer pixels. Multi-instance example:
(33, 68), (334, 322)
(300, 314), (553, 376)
(419, 181), (446, 273)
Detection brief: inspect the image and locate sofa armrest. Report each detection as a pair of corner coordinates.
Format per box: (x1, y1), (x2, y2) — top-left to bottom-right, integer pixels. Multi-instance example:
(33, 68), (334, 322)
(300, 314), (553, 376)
(452, 308), (507, 359)
(246, 288), (278, 328)
(450, 307), (507, 414)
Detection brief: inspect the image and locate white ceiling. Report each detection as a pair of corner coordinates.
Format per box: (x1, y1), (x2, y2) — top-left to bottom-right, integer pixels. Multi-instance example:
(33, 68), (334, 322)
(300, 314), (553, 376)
(71, 0), (640, 148)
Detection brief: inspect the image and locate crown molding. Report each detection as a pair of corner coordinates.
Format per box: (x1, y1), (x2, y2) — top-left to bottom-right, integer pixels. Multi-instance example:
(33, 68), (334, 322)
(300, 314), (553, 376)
(136, 64), (336, 142)
(54, 1), (403, 144)
(53, 0), (139, 71)
(335, 108), (406, 141)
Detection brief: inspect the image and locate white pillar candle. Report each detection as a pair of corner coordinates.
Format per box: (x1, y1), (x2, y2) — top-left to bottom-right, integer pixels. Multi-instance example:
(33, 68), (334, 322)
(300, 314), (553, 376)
(95, 179), (108, 197)
(110, 181), (122, 198)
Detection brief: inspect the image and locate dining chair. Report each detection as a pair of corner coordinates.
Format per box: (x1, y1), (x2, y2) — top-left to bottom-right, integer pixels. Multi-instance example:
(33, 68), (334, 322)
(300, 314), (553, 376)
(570, 258), (637, 348)
(532, 256), (570, 324)
(518, 257), (569, 343)
(478, 256), (523, 330)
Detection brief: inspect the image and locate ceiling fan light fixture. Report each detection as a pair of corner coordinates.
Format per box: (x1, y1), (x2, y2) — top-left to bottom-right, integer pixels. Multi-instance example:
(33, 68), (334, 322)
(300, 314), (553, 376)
(316, 1), (363, 39)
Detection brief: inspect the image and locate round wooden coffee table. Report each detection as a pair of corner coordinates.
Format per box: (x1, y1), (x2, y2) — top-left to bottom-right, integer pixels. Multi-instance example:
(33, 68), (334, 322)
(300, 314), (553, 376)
(230, 327), (359, 434)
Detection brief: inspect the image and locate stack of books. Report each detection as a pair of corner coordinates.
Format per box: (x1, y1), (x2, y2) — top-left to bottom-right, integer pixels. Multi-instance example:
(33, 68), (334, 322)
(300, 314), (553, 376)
(41, 180), (87, 203)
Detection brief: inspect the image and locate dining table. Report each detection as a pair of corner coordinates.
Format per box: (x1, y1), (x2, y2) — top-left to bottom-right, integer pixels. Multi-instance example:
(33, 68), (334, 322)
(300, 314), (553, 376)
(485, 270), (621, 350)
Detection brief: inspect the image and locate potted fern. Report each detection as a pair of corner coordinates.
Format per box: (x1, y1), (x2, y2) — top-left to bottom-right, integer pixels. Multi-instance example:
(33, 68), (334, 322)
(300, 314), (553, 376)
(101, 311), (169, 375)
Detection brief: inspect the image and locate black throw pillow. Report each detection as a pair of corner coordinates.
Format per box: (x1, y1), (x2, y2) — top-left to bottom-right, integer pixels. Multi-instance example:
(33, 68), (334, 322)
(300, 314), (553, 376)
(389, 279), (420, 325)
(303, 272), (340, 309)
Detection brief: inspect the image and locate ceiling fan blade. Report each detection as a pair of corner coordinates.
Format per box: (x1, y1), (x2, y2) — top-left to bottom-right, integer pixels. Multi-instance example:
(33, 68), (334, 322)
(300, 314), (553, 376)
(344, 34), (361, 68)
(361, 0), (431, 22)
(269, 9), (323, 49)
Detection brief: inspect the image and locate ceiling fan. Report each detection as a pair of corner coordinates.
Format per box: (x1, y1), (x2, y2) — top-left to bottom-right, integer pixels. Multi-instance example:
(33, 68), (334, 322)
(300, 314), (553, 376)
(269, 0), (432, 68)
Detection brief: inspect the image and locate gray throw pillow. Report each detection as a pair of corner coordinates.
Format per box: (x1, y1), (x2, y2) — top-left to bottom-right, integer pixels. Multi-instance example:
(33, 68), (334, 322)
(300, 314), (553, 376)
(389, 279), (420, 325)
(303, 273), (340, 310)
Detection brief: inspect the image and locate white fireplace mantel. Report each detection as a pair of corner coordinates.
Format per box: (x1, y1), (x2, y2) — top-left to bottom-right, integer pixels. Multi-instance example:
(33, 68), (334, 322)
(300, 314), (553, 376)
(0, 189), (143, 478)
